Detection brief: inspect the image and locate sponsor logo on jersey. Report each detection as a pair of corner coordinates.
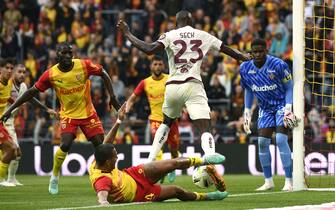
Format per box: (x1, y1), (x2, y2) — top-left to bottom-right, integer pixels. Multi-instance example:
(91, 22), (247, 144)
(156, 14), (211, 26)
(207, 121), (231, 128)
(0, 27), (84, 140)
(267, 69), (276, 73)
(248, 69), (256, 74)
(59, 85), (85, 95)
(252, 84), (277, 92)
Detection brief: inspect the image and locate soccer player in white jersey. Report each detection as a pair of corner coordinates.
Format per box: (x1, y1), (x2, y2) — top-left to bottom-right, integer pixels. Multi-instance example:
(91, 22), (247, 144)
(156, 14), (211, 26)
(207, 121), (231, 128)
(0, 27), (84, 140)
(4, 64), (57, 185)
(118, 10), (250, 160)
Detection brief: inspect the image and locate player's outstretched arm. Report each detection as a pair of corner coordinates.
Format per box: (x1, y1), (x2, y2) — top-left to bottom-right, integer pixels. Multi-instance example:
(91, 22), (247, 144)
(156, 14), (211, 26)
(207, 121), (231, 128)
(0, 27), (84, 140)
(1, 87), (39, 122)
(97, 190), (110, 205)
(103, 103), (126, 144)
(220, 44), (251, 61)
(243, 88), (254, 134)
(101, 69), (121, 111)
(117, 20), (164, 55)
(30, 98), (59, 119)
(125, 93), (139, 114)
(283, 79), (299, 128)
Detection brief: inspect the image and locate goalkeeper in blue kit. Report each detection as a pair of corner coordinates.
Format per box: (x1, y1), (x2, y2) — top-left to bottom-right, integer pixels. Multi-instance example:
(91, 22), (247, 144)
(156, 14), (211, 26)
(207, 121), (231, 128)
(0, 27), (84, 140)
(239, 38), (299, 191)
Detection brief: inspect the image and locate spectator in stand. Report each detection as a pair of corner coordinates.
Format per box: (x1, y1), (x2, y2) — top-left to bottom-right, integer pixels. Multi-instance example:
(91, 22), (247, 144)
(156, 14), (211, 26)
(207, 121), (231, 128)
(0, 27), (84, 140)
(0, 24), (21, 59)
(111, 75), (125, 102)
(3, 0), (22, 28)
(208, 75), (226, 100)
(56, 0), (75, 33)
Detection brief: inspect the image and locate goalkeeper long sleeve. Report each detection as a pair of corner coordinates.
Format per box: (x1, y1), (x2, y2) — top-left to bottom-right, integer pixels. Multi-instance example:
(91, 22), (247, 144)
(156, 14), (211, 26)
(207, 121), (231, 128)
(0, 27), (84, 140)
(244, 88), (254, 109)
(284, 79), (293, 105)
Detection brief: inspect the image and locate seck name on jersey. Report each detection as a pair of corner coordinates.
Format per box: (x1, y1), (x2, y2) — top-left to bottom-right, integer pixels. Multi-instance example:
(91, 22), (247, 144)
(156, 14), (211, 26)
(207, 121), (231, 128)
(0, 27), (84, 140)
(180, 32), (195, 38)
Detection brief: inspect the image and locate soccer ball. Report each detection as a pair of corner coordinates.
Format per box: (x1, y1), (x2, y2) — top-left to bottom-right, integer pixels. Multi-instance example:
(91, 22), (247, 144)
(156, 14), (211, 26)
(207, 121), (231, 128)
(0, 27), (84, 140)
(192, 166), (213, 188)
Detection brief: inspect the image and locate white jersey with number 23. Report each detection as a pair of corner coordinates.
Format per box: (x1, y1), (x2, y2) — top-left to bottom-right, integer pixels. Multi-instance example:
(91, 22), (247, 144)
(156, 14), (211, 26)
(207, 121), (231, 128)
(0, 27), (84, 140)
(157, 25), (222, 83)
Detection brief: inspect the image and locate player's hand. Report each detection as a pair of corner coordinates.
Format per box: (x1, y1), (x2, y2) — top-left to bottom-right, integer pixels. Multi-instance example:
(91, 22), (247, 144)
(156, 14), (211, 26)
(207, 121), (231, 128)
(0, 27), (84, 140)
(118, 103), (126, 121)
(243, 109), (252, 134)
(283, 111), (300, 129)
(241, 53), (253, 62)
(47, 109), (59, 120)
(117, 20), (130, 35)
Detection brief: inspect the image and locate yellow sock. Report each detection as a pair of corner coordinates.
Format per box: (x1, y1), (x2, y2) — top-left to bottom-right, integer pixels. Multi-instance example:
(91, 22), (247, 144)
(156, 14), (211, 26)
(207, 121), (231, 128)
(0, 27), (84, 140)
(0, 150), (3, 159)
(156, 150), (163, 161)
(188, 157), (203, 166)
(0, 161), (9, 180)
(195, 192), (206, 200)
(52, 148), (67, 177)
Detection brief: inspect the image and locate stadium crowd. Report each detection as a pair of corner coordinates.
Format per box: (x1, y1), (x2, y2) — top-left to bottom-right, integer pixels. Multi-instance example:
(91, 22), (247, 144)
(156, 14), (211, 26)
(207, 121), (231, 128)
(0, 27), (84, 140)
(0, 0), (332, 145)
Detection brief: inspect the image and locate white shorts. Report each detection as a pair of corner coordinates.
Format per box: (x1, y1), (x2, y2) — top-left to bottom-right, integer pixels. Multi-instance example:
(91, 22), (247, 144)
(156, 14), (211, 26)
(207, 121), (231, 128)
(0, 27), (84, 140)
(163, 81), (210, 120)
(4, 124), (19, 147)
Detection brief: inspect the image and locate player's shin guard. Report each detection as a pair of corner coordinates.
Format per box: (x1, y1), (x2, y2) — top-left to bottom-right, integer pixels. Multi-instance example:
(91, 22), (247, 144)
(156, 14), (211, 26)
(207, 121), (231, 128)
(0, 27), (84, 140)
(258, 137), (272, 178)
(52, 148), (67, 177)
(201, 132), (215, 155)
(148, 124), (170, 162)
(0, 161), (9, 180)
(8, 156), (20, 181)
(276, 133), (292, 178)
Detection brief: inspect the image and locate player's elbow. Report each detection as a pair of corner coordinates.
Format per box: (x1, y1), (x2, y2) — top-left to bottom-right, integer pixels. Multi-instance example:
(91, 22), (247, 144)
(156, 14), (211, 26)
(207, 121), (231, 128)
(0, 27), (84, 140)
(144, 48), (155, 55)
(145, 43), (161, 55)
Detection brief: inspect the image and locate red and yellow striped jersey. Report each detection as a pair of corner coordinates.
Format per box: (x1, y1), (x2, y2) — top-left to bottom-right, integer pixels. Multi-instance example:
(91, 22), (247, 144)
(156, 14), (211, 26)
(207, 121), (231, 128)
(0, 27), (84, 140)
(133, 74), (168, 121)
(0, 79), (13, 116)
(89, 161), (137, 203)
(35, 59), (102, 119)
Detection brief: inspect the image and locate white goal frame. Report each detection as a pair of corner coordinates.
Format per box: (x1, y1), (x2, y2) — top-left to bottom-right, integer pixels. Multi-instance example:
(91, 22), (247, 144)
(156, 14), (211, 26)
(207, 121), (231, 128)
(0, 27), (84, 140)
(292, 0), (307, 191)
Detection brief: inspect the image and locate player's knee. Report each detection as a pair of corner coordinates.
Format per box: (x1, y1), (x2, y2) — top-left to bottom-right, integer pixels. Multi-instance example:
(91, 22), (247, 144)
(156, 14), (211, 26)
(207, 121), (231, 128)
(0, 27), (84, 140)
(163, 115), (174, 127)
(258, 137), (270, 151)
(16, 149), (22, 157)
(276, 133), (288, 147)
(60, 143), (71, 152)
(5, 144), (17, 160)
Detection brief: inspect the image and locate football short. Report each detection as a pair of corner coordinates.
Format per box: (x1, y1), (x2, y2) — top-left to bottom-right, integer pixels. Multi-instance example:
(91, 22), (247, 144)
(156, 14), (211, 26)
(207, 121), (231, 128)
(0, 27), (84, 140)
(163, 80), (210, 120)
(258, 106), (285, 129)
(4, 124), (19, 147)
(150, 119), (180, 150)
(124, 164), (161, 202)
(60, 113), (104, 139)
(0, 122), (12, 144)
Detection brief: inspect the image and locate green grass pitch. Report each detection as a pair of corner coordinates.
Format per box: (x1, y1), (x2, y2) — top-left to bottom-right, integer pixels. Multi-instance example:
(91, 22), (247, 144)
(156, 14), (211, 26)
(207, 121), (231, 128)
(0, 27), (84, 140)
(1, 175), (334, 210)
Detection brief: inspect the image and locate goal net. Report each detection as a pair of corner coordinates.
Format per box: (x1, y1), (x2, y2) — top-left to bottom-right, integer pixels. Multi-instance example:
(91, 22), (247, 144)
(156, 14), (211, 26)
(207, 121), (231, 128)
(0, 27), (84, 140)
(297, 0), (335, 190)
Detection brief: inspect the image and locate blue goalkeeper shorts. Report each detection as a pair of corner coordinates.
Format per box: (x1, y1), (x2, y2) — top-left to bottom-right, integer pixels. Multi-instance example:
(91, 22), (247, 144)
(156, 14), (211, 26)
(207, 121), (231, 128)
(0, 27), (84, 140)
(258, 106), (285, 129)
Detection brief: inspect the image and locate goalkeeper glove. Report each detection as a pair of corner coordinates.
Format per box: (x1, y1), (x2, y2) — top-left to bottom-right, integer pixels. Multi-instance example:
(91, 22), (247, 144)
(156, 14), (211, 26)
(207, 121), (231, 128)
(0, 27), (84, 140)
(243, 108), (252, 134)
(283, 104), (300, 129)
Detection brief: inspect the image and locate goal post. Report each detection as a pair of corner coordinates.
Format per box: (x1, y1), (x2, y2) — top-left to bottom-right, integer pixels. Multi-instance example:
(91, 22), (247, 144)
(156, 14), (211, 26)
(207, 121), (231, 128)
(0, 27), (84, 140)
(292, 0), (307, 191)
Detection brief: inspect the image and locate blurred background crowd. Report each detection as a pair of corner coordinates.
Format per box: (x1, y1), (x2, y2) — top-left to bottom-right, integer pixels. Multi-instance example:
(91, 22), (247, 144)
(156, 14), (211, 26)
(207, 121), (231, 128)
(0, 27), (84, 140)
(0, 0), (333, 145)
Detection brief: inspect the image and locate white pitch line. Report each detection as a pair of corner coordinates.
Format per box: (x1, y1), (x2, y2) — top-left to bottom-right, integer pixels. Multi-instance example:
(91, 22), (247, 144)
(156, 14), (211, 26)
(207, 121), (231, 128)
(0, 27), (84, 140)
(0, 201), (32, 204)
(43, 202), (148, 210)
(253, 202), (335, 210)
(43, 191), (290, 210)
(229, 191), (287, 197)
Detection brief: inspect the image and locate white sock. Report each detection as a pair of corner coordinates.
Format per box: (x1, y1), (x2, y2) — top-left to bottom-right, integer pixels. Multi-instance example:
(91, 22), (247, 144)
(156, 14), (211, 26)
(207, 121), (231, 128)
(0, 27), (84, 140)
(8, 157), (20, 181)
(285, 178), (293, 184)
(265, 177), (274, 185)
(201, 132), (216, 155)
(148, 124), (170, 162)
(51, 174), (59, 180)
